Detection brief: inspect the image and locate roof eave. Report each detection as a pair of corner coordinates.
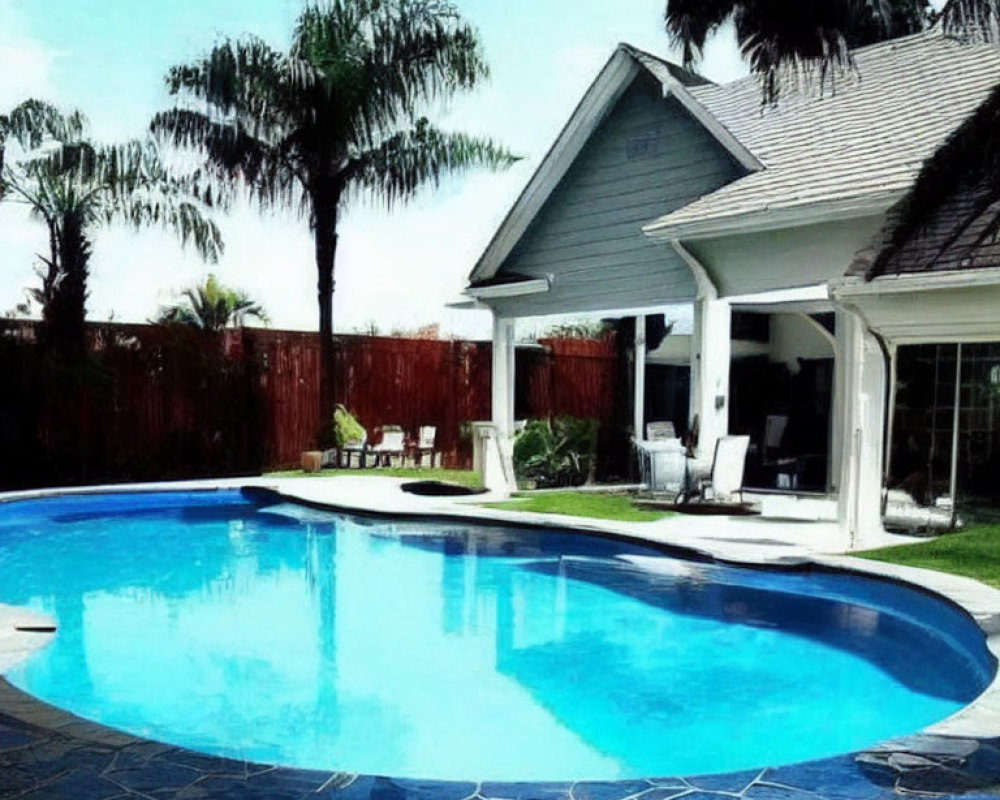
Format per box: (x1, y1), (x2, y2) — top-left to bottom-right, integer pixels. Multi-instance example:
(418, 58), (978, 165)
(830, 265), (1000, 297)
(464, 277), (550, 300)
(643, 190), (904, 242)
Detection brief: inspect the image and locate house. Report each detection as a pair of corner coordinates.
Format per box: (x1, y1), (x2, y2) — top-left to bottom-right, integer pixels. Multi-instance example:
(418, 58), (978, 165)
(461, 29), (1000, 545)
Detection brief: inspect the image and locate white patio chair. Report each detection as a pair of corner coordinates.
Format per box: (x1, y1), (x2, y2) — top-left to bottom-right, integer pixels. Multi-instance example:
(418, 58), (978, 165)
(340, 431), (368, 468)
(688, 435), (750, 505)
(637, 420), (678, 488)
(414, 425), (437, 468)
(371, 427), (406, 467)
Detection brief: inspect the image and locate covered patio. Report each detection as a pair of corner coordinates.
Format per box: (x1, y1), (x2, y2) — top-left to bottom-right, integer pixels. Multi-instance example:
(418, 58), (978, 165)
(460, 30), (1000, 546)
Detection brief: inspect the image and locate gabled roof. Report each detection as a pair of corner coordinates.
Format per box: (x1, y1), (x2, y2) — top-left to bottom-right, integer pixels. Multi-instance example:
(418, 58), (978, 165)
(466, 44), (761, 285)
(644, 29), (1000, 240)
(847, 183), (1000, 278)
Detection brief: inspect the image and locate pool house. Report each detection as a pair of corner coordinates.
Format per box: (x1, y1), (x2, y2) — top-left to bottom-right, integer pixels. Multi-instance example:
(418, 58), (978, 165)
(461, 29), (1000, 546)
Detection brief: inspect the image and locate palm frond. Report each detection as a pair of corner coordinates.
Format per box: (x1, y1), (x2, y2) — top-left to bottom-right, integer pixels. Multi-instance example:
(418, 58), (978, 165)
(156, 273), (268, 331)
(165, 37), (289, 126)
(1, 99), (85, 153)
(664, 0), (735, 64)
(664, 0), (931, 103)
(346, 118), (519, 207)
(941, 0), (1000, 40)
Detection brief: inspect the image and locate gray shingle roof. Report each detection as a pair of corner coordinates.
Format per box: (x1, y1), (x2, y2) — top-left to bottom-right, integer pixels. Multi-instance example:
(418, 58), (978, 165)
(644, 29), (1000, 237)
(847, 183), (1000, 276)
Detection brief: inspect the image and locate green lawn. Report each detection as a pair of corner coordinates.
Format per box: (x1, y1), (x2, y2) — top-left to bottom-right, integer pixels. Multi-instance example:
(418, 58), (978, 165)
(264, 467), (484, 489)
(858, 524), (1000, 589)
(484, 491), (672, 522)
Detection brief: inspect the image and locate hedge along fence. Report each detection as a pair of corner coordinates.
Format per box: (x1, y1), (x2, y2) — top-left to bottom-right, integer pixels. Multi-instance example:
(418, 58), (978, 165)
(0, 320), (621, 488)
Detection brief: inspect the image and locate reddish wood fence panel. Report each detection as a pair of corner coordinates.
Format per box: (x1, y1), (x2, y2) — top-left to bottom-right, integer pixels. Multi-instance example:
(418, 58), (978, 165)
(517, 336), (618, 421)
(0, 320), (620, 481)
(329, 335), (492, 466)
(242, 330), (322, 468)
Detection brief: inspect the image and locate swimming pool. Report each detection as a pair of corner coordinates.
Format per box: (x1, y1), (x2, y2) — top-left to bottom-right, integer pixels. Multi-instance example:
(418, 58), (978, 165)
(0, 489), (993, 782)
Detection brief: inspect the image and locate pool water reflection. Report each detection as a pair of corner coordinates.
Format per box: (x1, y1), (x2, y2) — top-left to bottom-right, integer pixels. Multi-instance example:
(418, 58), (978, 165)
(0, 490), (992, 781)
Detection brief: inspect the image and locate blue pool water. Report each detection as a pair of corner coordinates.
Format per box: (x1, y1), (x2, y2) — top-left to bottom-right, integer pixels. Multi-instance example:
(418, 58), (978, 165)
(0, 490), (992, 781)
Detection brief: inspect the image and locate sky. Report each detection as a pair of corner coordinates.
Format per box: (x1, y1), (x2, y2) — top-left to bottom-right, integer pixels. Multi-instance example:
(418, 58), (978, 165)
(0, 0), (748, 339)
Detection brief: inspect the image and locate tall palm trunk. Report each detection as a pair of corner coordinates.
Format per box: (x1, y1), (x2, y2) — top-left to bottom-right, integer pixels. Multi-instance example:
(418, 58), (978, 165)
(313, 186), (340, 420)
(39, 211), (90, 358)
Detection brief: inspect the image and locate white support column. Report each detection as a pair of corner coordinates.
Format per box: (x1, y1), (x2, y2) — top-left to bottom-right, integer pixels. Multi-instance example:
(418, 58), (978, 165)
(491, 315), (516, 437)
(690, 297), (732, 461)
(486, 313), (518, 494)
(836, 312), (887, 548)
(829, 310), (850, 492)
(634, 314), (646, 439)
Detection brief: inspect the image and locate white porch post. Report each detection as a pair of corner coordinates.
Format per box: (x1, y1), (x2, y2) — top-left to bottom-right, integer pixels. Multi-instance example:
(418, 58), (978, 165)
(829, 310), (850, 492)
(691, 297), (731, 461)
(486, 313), (517, 493)
(491, 314), (516, 437)
(836, 312), (887, 548)
(634, 314), (646, 439)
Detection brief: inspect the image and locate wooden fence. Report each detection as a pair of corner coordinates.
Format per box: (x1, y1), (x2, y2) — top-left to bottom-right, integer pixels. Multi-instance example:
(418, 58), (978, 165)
(0, 320), (621, 486)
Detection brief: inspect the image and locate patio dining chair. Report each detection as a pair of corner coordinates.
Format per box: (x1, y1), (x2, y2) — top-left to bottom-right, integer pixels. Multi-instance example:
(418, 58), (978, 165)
(682, 435), (751, 507)
(636, 420), (678, 487)
(414, 425), (438, 468)
(340, 431), (368, 468)
(371, 427), (406, 467)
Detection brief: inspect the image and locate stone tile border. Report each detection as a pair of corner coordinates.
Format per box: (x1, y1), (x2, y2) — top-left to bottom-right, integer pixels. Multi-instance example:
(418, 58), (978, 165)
(1, 482), (999, 799)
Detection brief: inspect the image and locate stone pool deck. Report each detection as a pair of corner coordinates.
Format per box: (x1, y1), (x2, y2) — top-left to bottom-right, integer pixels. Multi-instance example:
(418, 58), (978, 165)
(1, 476), (999, 799)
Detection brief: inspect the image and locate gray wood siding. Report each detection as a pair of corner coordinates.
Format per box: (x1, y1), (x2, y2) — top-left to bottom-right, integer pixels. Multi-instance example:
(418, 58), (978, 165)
(491, 72), (745, 318)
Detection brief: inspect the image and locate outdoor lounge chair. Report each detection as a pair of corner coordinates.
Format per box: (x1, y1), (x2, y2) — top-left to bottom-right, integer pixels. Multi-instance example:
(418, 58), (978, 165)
(371, 427), (406, 467)
(680, 435), (752, 508)
(414, 425), (438, 468)
(340, 431), (368, 468)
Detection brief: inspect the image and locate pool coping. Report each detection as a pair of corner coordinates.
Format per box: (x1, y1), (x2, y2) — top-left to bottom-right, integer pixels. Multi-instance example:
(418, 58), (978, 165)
(1, 480), (1000, 799)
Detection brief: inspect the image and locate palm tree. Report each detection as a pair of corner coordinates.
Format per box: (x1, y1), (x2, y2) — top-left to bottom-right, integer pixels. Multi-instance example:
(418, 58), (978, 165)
(665, 0), (934, 103)
(1, 104), (223, 356)
(152, 0), (519, 414)
(156, 273), (269, 331)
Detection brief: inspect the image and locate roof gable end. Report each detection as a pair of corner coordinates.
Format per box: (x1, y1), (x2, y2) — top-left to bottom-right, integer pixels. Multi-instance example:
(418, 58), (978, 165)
(467, 44), (762, 285)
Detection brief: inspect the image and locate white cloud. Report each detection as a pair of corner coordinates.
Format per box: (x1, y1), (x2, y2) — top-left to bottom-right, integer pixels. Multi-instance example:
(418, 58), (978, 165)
(0, 1), (55, 108)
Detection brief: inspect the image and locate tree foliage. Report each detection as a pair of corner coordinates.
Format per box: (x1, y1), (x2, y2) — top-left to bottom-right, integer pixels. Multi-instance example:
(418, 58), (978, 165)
(152, 0), (519, 413)
(1, 101), (223, 356)
(156, 273), (268, 331)
(664, 0), (934, 103)
(513, 416), (600, 488)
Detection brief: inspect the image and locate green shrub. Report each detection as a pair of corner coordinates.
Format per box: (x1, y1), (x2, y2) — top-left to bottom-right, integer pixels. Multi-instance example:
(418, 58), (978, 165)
(317, 404), (366, 448)
(513, 416), (599, 488)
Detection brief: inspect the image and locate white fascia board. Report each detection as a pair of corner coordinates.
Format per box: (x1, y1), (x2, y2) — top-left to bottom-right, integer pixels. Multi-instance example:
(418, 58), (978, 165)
(660, 80), (762, 172)
(830, 266), (1000, 298)
(467, 49), (640, 285)
(464, 278), (550, 299)
(445, 298), (488, 311)
(730, 284), (835, 313)
(643, 189), (904, 242)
